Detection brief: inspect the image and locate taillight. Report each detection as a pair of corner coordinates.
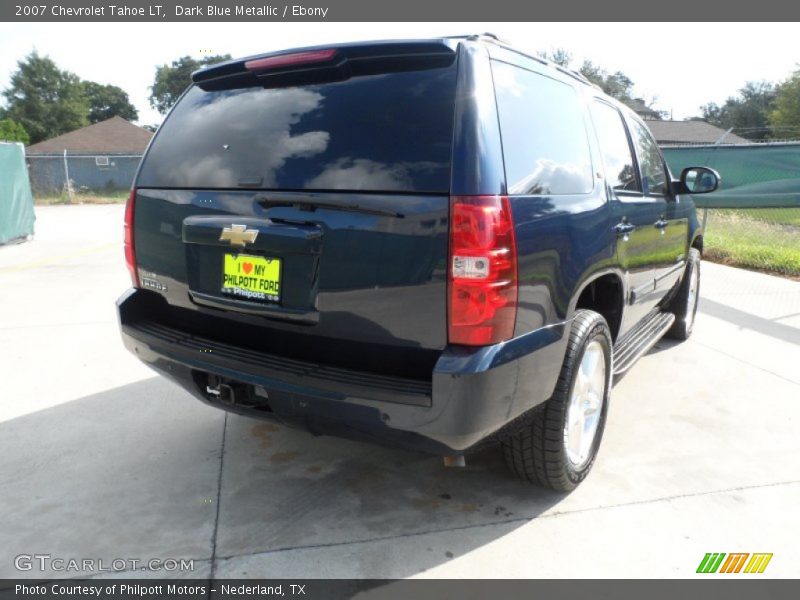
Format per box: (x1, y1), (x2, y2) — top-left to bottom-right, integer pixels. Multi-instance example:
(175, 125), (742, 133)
(448, 195), (518, 345)
(245, 49), (338, 72)
(124, 189), (138, 287)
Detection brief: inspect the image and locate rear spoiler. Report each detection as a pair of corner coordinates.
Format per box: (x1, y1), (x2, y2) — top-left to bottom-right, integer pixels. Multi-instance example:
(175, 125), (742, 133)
(192, 39), (459, 90)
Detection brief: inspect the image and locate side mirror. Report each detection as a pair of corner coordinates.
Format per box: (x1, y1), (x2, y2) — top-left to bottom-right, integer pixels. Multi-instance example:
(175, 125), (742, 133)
(676, 166), (720, 195)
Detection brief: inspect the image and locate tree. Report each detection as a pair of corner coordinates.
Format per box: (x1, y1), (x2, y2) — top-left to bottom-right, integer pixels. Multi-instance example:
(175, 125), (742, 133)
(770, 69), (800, 139)
(0, 119), (30, 144)
(537, 51), (634, 100)
(535, 51), (662, 116)
(149, 54), (231, 114)
(2, 51), (89, 144)
(83, 81), (138, 123)
(699, 81), (776, 140)
(578, 60), (666, 117)
(537, 48), (572, 67)
(698, 102), (723, 125)
(579, 61), (634, 103)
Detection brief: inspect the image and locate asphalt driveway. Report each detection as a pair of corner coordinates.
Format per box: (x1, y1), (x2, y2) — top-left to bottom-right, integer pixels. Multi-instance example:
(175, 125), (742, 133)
(1, 205), (798, 578)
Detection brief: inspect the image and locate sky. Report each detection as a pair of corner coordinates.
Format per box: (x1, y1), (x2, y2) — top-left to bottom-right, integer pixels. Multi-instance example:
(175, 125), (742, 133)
(1, 22), (799, 127)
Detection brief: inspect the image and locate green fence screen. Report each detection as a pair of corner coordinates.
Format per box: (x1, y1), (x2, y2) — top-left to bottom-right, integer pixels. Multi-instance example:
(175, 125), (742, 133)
(662, 143), (800, 209)
(0, 142), (35, 244)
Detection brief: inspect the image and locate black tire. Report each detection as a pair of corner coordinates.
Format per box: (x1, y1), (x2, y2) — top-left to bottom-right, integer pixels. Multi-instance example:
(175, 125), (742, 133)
(501, 310), (612, 492)
(666, 248), (701, 341)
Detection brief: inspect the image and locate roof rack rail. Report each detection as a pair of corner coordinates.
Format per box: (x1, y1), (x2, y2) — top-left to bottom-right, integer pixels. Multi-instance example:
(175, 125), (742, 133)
(446, 34), (606, 91)
(476, 32), (506, 42)
(557, 66), (599, 88)
(449, 32), (509, 44)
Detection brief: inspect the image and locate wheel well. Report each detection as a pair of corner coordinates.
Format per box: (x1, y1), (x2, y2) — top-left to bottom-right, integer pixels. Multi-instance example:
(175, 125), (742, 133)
(575, 275), (623, 342)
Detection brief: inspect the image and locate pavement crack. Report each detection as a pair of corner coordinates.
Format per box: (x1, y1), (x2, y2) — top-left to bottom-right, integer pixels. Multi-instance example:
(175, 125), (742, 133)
(213, 478), (800, 564)
(208, 412), (228, 581)
(542, 478), (800, 518)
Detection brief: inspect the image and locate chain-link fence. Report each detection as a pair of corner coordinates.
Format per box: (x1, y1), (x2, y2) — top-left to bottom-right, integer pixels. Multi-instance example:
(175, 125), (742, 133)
(662, 141), (800, 279)
(25, 153), (141, 203)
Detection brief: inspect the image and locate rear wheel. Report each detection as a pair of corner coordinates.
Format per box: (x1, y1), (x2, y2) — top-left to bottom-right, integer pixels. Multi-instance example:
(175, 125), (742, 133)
(666, 248), (701, 341)
(501, 310), (612, 491)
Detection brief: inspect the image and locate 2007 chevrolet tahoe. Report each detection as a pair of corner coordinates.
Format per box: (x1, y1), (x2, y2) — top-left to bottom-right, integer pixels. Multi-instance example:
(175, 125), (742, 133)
(118, 35), (719, 490)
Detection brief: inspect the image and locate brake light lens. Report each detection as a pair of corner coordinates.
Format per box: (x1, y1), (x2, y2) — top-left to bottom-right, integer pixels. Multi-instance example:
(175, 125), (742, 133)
(245, 49), (338, 72)
(124, 189), (138, 287)
(448, 195), (518, 345)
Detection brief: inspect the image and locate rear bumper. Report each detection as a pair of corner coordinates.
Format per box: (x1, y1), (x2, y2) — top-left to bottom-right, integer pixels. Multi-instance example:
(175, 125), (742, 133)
(117, 288), (568, 455)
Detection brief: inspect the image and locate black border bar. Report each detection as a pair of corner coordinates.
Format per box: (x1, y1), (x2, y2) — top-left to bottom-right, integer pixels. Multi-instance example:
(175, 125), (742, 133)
(1, 580), (799, 600)
(2, 0), (800, 22)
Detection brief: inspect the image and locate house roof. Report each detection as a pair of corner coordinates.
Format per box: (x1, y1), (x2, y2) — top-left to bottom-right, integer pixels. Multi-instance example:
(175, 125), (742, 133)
(25, 116), (153, 155)
(645, 120), (750, 146)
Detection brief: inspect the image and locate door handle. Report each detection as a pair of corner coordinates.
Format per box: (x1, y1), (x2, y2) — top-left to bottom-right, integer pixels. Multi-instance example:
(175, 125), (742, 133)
(614, 222), (636, 236)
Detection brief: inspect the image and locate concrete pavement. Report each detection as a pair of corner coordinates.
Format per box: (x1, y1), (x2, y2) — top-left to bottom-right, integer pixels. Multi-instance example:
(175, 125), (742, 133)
(0, 205), (798, 579)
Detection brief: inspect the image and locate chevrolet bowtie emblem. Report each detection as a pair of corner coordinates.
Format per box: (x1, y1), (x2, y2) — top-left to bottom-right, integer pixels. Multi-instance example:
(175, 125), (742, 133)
(219, 224), (258, 248)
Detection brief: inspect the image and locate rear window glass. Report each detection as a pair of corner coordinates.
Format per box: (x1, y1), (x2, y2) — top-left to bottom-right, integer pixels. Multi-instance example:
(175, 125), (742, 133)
(492, 61), (593, 195)
(137, 66), (457, 193)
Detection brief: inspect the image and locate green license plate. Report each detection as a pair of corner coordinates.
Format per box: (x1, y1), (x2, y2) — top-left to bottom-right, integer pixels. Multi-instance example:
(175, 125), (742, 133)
(221, 253), (281, 302)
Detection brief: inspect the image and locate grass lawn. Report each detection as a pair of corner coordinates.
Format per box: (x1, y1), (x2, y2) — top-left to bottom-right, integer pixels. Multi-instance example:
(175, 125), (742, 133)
(34, 190), (129, 205)
(704, 209), (800, 278)
(712, 207), (800, 227)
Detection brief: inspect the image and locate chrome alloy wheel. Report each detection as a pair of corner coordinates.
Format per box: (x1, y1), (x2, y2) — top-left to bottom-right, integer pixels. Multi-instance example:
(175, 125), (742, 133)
(564, 340), (606, 468)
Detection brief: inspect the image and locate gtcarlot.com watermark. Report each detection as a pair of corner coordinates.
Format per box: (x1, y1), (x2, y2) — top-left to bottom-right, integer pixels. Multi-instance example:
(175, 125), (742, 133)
(15, 553), (194, 573)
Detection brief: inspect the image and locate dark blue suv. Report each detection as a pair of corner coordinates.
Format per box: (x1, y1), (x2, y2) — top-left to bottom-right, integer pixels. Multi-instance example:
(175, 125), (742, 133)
(118, 35), (719, 490)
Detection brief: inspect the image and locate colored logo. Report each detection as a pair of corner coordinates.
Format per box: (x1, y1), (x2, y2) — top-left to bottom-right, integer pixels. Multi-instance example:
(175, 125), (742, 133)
(697, 553), (773, 574)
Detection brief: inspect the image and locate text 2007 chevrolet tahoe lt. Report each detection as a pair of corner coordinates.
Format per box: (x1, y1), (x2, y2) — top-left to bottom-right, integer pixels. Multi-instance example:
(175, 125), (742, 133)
(118, 36), (719, 491)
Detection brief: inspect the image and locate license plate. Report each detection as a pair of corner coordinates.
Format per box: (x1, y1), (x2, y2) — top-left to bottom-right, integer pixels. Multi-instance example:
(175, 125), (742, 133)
(221, 253), (281, 302)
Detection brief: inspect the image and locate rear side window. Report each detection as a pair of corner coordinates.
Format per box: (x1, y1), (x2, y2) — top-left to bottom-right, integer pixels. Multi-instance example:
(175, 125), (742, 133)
(137, 65), (457, 193)
(590, 100), (640, 193)
(492, 61), (593, 195)
(629, 120), (668, 196)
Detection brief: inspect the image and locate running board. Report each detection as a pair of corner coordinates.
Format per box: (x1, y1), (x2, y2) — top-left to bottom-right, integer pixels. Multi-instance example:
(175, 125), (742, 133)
(613, 311), (675, 375)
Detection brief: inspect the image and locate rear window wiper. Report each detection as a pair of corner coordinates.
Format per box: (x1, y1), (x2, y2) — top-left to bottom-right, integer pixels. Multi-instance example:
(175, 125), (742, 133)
(257, 196), (404, 219)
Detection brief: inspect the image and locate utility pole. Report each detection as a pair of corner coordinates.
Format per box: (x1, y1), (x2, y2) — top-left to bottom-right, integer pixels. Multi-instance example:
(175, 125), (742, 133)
(63, 149), (73, 204)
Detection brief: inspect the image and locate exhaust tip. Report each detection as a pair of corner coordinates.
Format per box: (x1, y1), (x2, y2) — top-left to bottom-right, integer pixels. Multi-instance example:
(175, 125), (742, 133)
(443, 455), (466, 468)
